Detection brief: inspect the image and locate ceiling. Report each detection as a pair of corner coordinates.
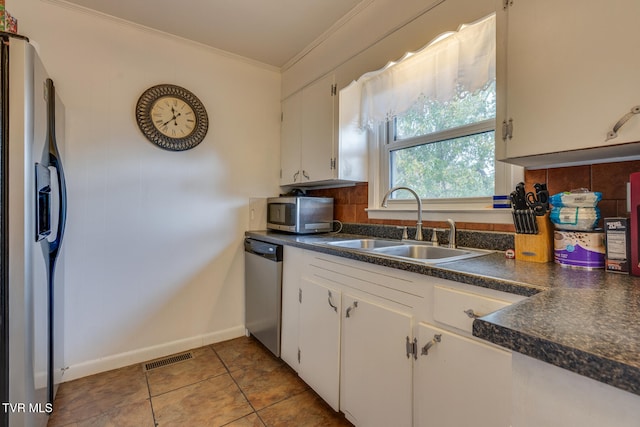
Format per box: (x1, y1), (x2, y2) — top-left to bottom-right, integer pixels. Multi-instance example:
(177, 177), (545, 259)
(61, 0), (365, 68)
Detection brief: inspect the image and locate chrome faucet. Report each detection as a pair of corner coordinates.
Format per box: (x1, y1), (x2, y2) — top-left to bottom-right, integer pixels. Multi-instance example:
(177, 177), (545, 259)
(381, 186), (423, 241)
(447, 218), (456, 248)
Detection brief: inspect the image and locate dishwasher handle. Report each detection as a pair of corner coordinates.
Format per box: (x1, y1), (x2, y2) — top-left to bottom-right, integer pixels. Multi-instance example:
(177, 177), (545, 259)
(244, 238), (283, 262)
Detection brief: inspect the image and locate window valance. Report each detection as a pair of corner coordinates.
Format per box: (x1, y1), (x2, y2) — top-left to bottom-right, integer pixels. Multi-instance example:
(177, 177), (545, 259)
(347, 13), (495, 129)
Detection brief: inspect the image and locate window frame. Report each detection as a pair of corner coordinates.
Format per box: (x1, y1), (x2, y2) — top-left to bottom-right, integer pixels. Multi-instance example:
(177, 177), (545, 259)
(383, 117), (497, 199)
(361, 12), (522, 225)
(367, 118), (522, 224)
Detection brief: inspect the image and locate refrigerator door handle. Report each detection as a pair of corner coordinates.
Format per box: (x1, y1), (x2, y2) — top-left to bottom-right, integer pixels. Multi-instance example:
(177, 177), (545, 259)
(42, 77), (66, 408)
(47, 149), (66, 258)
(43, 78), (66, 259)
(35, 163), (52, 242)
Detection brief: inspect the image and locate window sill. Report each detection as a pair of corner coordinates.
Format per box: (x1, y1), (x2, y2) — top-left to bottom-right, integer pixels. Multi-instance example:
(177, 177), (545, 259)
(366, 207), (514, 224)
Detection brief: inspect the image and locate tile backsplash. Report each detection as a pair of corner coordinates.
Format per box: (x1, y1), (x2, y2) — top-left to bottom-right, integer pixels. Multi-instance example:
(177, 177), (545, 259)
(308, 159), (640, 232)
(525, 160), (639, 223)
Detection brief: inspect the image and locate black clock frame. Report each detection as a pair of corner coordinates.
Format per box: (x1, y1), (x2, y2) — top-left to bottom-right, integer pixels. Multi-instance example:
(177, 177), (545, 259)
(135, 84), (209, 151)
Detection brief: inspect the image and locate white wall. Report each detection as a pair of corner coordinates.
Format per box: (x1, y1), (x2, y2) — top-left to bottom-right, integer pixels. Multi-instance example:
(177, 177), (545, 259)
(8, 0), (282, 380)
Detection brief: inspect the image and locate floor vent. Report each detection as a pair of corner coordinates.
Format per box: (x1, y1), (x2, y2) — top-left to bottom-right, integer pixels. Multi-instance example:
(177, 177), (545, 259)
(144, 352), (193, 371)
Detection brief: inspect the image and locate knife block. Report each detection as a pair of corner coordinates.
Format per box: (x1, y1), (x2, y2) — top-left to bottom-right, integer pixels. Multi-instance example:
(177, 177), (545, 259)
(515, 213), (553, 263)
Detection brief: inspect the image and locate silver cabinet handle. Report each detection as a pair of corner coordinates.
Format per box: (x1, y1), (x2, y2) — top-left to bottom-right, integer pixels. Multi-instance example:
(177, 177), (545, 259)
(302, 170), (310, 180)
(293, 171), (300, 182)
(327, 290), (337, 312)
(345, 301), (358, 318)
(421, 334), (442, 356)
(464, 309), (480, 319)
(606, 105), (640, 141)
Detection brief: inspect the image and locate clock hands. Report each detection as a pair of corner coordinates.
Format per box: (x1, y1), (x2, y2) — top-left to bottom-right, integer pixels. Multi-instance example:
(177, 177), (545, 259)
(154, 98), (194, 135)
(162, 112), (182, 127)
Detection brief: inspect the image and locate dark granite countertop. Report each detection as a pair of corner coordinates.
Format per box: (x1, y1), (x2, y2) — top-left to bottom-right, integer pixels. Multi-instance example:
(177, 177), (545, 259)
(245, 230), (640, 397)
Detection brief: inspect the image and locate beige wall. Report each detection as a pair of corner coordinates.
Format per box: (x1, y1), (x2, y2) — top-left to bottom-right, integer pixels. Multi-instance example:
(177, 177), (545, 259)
(8, 0), (282, 379)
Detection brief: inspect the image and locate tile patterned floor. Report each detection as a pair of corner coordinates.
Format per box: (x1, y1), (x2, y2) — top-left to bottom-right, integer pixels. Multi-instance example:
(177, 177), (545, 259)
(47, 336), (353, 426)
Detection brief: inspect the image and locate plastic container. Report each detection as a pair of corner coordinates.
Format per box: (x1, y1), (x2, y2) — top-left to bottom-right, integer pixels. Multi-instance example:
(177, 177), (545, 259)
(553, 230), (605, 269)
(550, 207), (600, 231)
(549, 190), (602, 207)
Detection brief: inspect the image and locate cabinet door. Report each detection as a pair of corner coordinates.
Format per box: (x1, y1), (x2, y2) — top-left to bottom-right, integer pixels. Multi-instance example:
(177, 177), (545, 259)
(414, 323), (511, 427)
(499, 0), (640, 161)
(300, 73), (336, 183)
(298, 277), (342, 411)
(280, 92), (302, 186)
(341, 294), (412, 427)
(280, 246), (304, 370)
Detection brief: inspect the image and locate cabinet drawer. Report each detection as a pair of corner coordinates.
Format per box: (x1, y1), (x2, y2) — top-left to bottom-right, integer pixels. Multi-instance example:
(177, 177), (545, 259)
(433, 285), (512, 334)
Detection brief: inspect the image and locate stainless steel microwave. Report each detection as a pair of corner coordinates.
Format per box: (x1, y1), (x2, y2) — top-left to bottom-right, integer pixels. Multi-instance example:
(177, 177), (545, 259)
(267, 196), (334, 234)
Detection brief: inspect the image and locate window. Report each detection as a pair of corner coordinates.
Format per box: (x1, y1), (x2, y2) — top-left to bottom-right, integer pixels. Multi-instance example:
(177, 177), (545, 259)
(386, 81), (496, 200)
(341, 13), (521, 220)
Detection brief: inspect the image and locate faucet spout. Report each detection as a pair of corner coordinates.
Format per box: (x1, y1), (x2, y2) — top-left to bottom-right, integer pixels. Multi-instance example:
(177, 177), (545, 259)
(447, 218), (456, 248)
(381, 186), (423, 241)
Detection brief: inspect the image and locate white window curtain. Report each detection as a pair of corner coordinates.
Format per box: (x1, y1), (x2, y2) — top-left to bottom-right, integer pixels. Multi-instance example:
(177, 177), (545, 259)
(348, 13), (495, 129)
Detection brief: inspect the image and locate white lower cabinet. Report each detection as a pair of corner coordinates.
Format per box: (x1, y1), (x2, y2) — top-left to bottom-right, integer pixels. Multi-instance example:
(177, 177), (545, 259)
(414, 323), (511, 427)
(340, 293), (413, 427)
(279, 247), (521, 426)
(280, 246), (304, 370)
(298, 277), (342, 411)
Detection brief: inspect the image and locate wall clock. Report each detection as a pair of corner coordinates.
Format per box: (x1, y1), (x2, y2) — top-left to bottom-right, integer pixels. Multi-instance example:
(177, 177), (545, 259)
(135, 84), (209, 151)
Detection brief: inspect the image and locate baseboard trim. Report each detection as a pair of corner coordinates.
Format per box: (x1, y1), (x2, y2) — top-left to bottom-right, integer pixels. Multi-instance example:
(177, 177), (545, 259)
(61, 325), (246, 382)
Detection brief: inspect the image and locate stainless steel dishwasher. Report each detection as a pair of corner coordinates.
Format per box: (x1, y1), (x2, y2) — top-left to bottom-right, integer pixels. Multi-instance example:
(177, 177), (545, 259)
(244, 238), (283, 356)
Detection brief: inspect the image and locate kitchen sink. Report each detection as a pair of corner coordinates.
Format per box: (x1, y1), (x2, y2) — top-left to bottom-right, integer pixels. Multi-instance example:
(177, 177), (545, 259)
(323, 239), (490, 263)
(325, 239), (404, 249)
(371, 244), (482, 262)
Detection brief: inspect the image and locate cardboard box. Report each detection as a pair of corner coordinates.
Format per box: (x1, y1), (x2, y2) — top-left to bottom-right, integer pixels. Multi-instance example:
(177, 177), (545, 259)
(5, 11), (17, 34)
(605, 217), (630, 274)
(0, 2), (18, 34)
(0, 3), (5, 33)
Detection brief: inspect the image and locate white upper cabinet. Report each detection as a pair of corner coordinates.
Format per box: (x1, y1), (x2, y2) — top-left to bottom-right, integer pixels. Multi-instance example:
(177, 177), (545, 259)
(280, 92), (303, 187)
(496, 0), (640, 167)
(280, 73), (367, 187)
(280, 73), (336, 186)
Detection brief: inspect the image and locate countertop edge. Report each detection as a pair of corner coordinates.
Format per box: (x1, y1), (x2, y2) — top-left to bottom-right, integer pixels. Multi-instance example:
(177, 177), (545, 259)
(473, 318), (640, 396)
(245, 230), (640, 397)
(244, 231), (542, 297)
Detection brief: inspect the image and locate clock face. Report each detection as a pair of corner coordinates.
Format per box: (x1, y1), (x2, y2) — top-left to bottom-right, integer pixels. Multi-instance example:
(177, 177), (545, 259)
(135, 84), (209, 151)
(151, 96), (196, 138)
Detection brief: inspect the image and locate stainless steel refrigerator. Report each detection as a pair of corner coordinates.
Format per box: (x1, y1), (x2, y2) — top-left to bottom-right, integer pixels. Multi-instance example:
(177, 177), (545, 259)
(0, 33), (66, 427)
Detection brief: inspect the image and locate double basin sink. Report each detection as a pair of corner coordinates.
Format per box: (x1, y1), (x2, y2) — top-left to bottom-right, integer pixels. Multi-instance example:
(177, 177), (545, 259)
(322, 238), (490, 264)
